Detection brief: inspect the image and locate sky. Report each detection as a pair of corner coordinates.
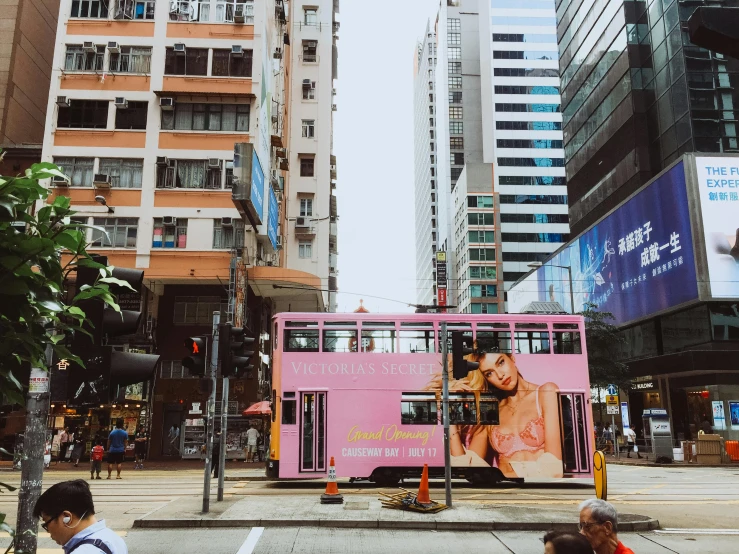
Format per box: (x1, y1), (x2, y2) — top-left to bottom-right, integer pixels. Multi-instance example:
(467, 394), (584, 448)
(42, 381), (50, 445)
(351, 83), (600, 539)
(334, 0), (439, 314)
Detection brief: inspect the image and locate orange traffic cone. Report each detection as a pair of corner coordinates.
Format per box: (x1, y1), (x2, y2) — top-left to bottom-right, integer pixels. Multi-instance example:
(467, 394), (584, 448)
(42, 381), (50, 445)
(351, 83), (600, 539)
(417, 463), (431, 505)
(320, 456), (344, 504)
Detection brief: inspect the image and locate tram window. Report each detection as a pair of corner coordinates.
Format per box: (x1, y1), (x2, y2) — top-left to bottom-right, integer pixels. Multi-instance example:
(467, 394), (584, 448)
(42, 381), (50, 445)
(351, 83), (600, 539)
(400, 398), (438, 425)
(361, 329), (395, 352)
(285, 321), (318, 327)
(514, 324), (551, 354)
(399, 330), (435, 353)
(479, 394), (500, 425)
(476, 331), (512, 354)
(438, 329), (472, 353)
(323, 329), (358, 352)
(282, 399), (296, 424)
(553, 330), (582, 354)
(449, 394), (477, 425)
(284, 329), (319, 352)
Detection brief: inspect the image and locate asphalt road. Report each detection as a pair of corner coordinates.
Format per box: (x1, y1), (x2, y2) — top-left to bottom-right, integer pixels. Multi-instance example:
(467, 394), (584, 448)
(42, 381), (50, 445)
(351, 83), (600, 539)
(1, 528), (738, 554)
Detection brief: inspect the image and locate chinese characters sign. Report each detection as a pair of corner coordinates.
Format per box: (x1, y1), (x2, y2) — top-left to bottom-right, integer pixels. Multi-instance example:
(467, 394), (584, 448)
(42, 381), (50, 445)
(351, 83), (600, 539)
(509, 161), (698, 325)
(695, 157), (739, 299)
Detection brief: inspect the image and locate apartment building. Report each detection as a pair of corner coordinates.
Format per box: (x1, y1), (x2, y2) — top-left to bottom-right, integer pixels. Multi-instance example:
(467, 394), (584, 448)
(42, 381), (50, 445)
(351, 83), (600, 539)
(41, 0), (337, 457)
(415, 0), (568, 314)
(413, 24), (438, 307)
(0, 0), (58, 172)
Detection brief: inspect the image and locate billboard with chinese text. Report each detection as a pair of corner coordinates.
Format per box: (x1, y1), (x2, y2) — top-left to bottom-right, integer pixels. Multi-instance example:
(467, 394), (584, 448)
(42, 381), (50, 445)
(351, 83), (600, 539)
(509, 161), (699, 325)
(695, 157), (739, 299)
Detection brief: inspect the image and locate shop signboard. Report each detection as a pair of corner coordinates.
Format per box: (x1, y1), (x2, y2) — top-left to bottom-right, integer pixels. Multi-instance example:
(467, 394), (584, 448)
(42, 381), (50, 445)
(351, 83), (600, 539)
(694, 157), (739, 299)
(509, 162), (699, 325)
(712, 400), (727, 431)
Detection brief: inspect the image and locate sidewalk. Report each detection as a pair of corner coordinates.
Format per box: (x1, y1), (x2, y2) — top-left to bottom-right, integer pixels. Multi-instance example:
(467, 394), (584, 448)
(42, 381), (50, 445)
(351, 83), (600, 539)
(132, 493), (659, 533)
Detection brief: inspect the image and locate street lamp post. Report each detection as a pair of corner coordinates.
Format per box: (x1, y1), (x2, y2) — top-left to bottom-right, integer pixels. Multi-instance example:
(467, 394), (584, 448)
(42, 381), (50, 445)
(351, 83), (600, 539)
(527, 262), (575, 314)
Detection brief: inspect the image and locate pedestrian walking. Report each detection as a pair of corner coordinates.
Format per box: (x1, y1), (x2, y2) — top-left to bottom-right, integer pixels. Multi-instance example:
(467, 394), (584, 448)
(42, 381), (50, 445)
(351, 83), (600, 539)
(34, 479), (128, 553)
(602, 425), (614, 455)
(624, 427), (641, 459)
(243, 424), (260, 463)
(133, 425), (147, 470)
(167, 424), (180, 456)
(543, 531), (593, 554)
(578, 498), (634, 554)
(58, 427), (70, 464)
(106, 419), (128, 480)
(71, 431), (85, 467)
(90, 440), (104, 480)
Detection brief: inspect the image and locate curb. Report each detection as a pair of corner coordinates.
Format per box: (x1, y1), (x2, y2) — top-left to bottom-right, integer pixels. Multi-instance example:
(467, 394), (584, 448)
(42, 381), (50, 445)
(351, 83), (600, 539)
(133, 516), (659, 532)
(224, 476), (270, 482)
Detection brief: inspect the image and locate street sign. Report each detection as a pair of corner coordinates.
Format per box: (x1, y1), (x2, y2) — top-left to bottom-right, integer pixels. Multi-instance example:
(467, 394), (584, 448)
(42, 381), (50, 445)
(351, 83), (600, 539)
(606, 384), (617, 395)
(606, 395), (619, 406)
(607, 405), (620, 415)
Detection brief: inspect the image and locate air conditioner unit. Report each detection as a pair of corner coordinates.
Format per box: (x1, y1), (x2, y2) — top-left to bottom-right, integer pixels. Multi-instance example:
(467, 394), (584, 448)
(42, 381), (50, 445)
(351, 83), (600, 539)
(276, 148), (287, 159)
(52, 175), (69, 185)
(276, 236), (283, 249)
(114, 97), (128, 108)
(162, 216), (177, 226)
(173, 43), (186, 54)
(159, 97), (175, 110)
(233, 3), (246, 23)
(302, 79), (311, 89)
(273, 48), (282, 60)
(220, 217), (233, 227)
(208, 158), (220, 168)
(107, 41), (120, 53)
(156, 156), (169, 166)
(82, 41), (96, 53)
(332, 104), (337, 111)
(93, 174), (111, 189)
(56, 96), (69, 107)
(296, 217), (307, 227)
(231, 45), (243, 56)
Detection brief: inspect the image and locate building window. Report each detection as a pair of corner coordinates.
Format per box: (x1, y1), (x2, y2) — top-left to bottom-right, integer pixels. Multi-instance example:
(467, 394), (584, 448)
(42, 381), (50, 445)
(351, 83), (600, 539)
(157, 159), (226, 189)
(450, 137), (464, 149)
(115, 101), (148, 130)
(468, 230), (495, 243)
(469, 266), (497, 280)
(497, 139), (564, 149)
(469, 248), (496, 261)
(302, 119), (315, 138)
(448, 18), (460, 32)
(212, 219), (245, 249)
(450, 152), (464, 165)
(64, 44), (104, 71)
(470, 285), (497, 298)
(91, 217), (138, 248)
(109, 46), (152, 73)
(300, 197), (313, 217)
(468, 212), (494, 226)
(448, 61), (461, 74)
(304, 6), (317, 25)
(449, 106), (463, 119)
(449, 121), (463, 134)
(497, 157), (565, 167)
(449, 76), (462, 89)
(173, 296), (228, 325)
(471, 303), (498, 314)
(300, 157), (315, 177)
(194, 0), (254, 23)
(161, 103), (250, 132)
(468, 196), (494, 208)
(449, 91), (462, 104)
(153, 218), (188, 248)
(98, 158), (144, 188)
(496, 121), (563, 131)
(54, 157), (94, 187)
(212, 49), (253, 77)
(448, 32), (461, 45)
(71, 0), (109, 18)
(302, 40), (318, 63)
(448, 47), (461, 60)
(302, 81), (316, 100)
(451, 167), (462, 181)
(114, 0), (155, 19)
(495, 103), (560, 113)
(57, 100), (108, 129)
(299, 241), (313, 258)
(164, 47), (208, 76)
(499, 213), (569, 224)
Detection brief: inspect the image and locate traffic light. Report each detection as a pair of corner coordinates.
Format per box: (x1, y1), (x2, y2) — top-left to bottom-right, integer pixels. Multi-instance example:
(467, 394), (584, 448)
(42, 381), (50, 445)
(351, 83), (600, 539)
(219, 323), (255, 377)
(183, 336), (208, 376)
(452, 331), (479, 379)
(68, 256), (160, 406)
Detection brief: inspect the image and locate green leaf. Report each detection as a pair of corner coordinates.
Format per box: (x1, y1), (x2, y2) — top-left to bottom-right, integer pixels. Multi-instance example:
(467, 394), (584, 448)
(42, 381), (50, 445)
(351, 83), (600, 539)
(75, 257), (107, 270)
(51, 195), (71, 210)
(56, 229), (83, 253)
(99, 276), (136, 291)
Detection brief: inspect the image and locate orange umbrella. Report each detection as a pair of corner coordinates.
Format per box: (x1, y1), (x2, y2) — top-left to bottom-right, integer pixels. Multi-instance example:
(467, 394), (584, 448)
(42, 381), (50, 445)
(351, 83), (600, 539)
(242, 401), (271, 416)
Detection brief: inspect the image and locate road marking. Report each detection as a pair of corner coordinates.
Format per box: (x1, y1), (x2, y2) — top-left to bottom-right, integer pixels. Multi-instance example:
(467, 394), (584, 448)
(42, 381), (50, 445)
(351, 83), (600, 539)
(655, 529), (739, 535)
(236, 526), (264, 554)
(609, 483), (665, 500)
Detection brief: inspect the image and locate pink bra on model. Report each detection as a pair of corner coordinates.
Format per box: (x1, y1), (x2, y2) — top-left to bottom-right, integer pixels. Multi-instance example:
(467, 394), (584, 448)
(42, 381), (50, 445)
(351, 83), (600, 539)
(490, 386), (545, 458)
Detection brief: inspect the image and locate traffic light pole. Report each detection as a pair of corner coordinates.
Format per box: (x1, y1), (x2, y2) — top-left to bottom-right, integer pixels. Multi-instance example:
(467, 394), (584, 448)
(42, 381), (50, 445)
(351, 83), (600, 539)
(14, 340), (53, 554)
(440, 321), (452, 508)
(202, 311), (220, 514)
(217, 376), (228, 501)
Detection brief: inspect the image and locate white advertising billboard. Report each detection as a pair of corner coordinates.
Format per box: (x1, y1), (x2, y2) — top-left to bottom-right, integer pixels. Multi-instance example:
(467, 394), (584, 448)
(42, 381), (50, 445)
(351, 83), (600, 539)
(695, 157), (739, 299)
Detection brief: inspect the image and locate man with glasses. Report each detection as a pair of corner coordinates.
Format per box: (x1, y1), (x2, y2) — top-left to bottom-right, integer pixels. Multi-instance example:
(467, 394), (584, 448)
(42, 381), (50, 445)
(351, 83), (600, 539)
(578, 498), (634, 554)
(33, 480), (127, 553)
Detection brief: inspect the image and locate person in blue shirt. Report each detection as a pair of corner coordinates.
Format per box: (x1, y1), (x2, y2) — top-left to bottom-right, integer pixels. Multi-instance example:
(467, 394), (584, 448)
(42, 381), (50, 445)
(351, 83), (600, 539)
(34, 479), (127, 554)
(106, 419), (128, 480)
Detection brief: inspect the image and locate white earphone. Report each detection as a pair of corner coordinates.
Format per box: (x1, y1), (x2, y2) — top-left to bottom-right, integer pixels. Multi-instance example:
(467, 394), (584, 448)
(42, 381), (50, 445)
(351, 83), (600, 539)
(62, 511), (87, 528)
(62, 515), (71, 525)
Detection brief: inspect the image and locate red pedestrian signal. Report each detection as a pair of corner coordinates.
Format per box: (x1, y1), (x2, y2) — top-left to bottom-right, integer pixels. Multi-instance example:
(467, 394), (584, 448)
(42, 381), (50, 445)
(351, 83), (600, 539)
(183, 337), (207, 375)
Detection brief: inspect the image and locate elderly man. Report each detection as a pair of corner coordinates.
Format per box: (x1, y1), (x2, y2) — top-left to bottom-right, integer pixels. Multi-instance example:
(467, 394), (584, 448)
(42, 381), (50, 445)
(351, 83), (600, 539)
(578, 498), (634, 554)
